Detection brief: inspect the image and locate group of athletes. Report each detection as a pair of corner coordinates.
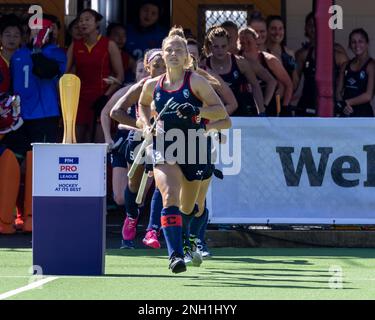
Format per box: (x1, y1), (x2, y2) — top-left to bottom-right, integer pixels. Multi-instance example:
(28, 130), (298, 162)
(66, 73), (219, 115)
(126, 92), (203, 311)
(99, 13), (375, 274)
(1, 5), (374, 273)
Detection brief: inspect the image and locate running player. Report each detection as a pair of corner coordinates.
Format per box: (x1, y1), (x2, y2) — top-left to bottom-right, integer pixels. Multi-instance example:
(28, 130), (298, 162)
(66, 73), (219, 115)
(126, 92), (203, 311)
(336, 29), (375, 117)
(138, 30), (230, 273)
(66, 9), (124, 143)
(239, 26), (293, 116)
(101, 59), (148, 209)
(201, 26), (266, 116)
(110, 49), (166, 249)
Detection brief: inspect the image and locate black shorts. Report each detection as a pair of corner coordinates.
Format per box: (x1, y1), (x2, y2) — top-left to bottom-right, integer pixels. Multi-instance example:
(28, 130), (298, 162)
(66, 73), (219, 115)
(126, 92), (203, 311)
(110, 129), (129, 169)
(125, 130), (144, 165)
(350, 103), (374, 117)
(178, 163), (214, 181)
(152, 129), (213, 182)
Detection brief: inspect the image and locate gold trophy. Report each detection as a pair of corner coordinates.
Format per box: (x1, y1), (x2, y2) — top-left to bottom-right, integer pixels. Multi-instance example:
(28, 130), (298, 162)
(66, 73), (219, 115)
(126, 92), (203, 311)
(59, 74), (80, 143)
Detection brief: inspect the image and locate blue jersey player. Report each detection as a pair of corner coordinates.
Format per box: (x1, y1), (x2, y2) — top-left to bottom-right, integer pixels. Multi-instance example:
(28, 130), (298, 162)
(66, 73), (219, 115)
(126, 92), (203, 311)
(138, 29), (231, 273)
(11, 17), (66, 145)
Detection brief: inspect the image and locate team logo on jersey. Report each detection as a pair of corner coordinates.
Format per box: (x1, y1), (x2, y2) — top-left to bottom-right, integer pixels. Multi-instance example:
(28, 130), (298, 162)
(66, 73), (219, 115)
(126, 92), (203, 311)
(233, 71), (240, 79)
(348, 78), (356, 86)
(196, 170), (204, 176)
(360, 71), (366, 80)
(183, 89), (190, 99)
(155, 92), (161, 102)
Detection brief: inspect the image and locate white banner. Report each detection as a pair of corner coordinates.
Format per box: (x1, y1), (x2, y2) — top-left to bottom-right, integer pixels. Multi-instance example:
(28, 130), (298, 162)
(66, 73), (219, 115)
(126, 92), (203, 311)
(33, 144), (107, 197)
(208, 118), (375, 225)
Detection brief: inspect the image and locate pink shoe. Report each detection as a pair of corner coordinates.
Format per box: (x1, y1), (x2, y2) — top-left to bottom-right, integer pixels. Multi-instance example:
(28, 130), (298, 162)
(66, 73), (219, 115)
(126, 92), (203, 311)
(142, 230), (161, 249)
(122, 216), (138, 241)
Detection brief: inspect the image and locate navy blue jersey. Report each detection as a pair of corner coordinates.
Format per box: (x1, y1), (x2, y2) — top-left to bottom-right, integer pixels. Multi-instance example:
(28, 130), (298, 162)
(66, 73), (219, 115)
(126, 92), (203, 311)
(280, 47), (297, 78)
(343, 58), (374, 117)
(153, 71), (204, 131)
(206, 54), (255, 117)
(10, 45), (66, 120)
(297, 47), (317, 115)
(343, 58), (372, 100)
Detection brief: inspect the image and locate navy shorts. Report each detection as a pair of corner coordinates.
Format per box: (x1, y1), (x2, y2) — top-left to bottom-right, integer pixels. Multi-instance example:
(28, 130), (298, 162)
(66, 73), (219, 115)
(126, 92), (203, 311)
(110, 129), (129, 169)
(125, 130), (144, 165)
(152, 130), (213, 182)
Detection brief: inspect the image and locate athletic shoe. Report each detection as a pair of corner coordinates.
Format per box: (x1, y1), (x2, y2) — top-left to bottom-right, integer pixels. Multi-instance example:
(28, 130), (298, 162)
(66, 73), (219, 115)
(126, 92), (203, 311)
(184, 245), (202, 267)
(120, 239), (135, 249)
(169, 254), (186, 274)
(197, 239), (212, 259)
(122, 216), (138, 241)
(142, 230), (161, 249)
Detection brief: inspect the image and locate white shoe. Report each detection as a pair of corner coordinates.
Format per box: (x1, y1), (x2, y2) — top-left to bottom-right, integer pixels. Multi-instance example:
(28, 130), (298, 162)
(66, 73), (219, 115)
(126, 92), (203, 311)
(184, 247), (202, 267)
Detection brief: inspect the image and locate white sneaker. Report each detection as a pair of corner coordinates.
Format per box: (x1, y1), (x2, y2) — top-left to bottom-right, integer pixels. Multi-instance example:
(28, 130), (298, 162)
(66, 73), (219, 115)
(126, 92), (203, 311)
(184, 247), (202, 267)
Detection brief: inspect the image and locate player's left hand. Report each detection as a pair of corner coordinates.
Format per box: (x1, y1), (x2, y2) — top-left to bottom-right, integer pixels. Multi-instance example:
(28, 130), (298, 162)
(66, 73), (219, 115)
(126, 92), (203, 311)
(343, 102), (353, 116)
(177, 103), (200, 119)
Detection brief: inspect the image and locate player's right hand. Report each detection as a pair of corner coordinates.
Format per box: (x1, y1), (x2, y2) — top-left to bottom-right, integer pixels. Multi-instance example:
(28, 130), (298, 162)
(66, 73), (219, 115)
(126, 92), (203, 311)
(177, 103), (201, 119)
(142, 126), (153, 142)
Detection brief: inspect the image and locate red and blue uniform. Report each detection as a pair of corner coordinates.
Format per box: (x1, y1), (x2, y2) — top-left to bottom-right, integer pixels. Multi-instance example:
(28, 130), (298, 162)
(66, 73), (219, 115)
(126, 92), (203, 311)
(153, 70), (212, 181)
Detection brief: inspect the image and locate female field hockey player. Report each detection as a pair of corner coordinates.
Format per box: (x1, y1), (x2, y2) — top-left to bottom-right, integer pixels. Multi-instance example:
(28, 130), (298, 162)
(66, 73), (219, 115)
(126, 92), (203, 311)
(138, 29), (230, 273)
(101, 59), (148, 209)
(110, 49), (166, 249)
(336, 29), (375, 117)
(201, 26), (271, 117)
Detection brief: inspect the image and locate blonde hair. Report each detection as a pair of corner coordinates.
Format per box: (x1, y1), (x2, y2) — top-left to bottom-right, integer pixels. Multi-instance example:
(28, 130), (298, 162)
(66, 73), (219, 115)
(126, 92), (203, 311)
(162, 26), (194, 69)
(238, 27), (259, 40)
(168, 26), (185, 38)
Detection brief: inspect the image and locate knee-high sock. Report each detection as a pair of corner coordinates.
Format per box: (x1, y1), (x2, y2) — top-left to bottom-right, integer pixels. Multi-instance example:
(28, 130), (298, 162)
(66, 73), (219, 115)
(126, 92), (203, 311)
(191, 208), (209, 239)
(182, 204), (198, 247)
(198, 208), (209, 243)
(147, 188), (163, 232)
(124, 186), (139, 219)
(161, 206), (183, 258)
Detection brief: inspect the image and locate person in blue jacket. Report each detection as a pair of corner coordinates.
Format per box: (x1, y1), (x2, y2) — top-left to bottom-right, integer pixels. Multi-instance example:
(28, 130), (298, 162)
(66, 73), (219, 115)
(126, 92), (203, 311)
(126, 0), (168, 61)
(10, 14), (66, 146)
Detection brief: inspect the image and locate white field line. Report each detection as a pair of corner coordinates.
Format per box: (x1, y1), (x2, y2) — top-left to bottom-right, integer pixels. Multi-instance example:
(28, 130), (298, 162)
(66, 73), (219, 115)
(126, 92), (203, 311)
(0, 277), (58, 300)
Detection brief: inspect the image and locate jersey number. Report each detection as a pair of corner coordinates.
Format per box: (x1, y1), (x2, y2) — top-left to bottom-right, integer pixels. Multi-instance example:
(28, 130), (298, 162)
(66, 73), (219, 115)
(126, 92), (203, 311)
(23, 65), (30, 89)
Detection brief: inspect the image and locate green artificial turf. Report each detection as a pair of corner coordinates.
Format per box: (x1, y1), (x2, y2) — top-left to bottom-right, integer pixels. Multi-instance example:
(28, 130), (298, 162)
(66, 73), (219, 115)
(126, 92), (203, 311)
(0, 248), (375, 300)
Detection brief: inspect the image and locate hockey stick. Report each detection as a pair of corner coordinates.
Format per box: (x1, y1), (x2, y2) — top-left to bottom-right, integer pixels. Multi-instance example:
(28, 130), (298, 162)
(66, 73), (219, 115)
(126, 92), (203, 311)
(127, 97), (174, 179)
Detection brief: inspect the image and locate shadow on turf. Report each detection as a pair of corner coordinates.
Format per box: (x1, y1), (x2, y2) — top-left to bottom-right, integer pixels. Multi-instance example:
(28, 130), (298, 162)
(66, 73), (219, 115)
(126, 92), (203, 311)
(182, 269), (355, 290)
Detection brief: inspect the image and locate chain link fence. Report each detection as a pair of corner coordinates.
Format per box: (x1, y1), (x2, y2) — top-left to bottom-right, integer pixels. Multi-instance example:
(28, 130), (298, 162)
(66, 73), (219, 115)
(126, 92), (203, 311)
(198, 4), (254, 45)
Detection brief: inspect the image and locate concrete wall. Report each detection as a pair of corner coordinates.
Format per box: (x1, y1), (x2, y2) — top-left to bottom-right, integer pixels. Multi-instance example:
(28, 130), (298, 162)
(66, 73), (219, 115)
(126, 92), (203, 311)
(286, 0), (375, 57)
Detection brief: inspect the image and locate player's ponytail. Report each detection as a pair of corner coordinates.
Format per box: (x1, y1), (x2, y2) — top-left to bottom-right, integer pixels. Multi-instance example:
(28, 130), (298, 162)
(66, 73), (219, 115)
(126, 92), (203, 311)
(162, 26), (194, 70)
